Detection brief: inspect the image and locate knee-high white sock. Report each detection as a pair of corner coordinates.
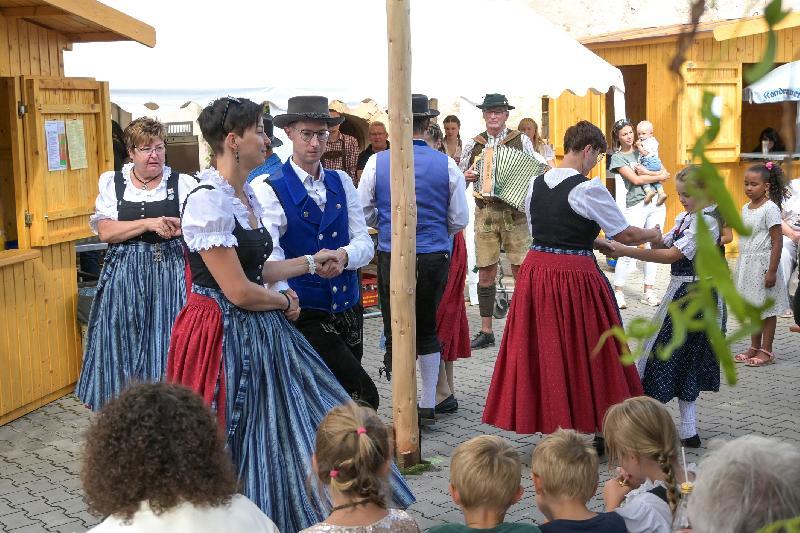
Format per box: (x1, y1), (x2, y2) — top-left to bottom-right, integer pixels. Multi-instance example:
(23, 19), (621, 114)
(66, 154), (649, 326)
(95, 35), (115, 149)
(678, 400), (697, 439)
(418, 352), (440, 409)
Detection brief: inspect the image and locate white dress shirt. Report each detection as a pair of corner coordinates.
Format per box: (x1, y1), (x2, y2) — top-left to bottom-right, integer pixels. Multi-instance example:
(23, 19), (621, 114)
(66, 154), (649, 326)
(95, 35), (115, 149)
(251, 158), (374, 291)
(525, 167), (629, 238)
(358, 141), (469, 237)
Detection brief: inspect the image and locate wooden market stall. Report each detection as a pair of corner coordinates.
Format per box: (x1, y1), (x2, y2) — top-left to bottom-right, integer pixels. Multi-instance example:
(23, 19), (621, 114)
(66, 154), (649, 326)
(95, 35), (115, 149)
(548, 13), (800, 247)
(0, 1), (155, 424)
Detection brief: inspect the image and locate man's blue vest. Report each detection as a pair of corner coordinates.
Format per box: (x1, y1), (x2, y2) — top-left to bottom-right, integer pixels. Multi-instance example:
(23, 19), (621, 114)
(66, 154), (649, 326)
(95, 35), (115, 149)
(375, 140), (450, 253)
(269, 160), (359, 313)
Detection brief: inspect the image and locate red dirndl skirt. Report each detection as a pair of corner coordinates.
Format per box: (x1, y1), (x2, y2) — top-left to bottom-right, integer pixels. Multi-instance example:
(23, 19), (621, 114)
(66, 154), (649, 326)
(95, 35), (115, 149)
(482, 249), (642, 434)
(437, 231), (471, 362)
(166, 292), (227, 429)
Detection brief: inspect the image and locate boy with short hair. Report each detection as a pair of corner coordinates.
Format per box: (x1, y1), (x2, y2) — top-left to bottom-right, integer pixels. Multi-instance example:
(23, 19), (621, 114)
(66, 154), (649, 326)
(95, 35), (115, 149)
(635, 120), (668, 206)
(531, 429), (627, 532)
(430, 435), (540, 532)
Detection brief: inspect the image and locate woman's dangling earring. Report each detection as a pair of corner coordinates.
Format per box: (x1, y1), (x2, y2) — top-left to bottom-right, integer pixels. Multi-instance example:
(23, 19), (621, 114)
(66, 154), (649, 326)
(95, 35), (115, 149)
(235, 149), (240, 165)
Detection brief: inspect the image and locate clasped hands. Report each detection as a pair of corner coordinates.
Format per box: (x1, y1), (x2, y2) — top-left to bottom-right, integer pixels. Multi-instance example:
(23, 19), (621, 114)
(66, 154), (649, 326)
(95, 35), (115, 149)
(148, 216), (181, 239)
(595, 226), (662, 258)
(312, 248), (348, 279)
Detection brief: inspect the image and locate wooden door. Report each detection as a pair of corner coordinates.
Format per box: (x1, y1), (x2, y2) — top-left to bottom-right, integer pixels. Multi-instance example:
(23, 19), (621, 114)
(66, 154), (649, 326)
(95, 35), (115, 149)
(549, 91), (606, 180)
(21, 77), (112, 246)
(677, 62), (742, 165)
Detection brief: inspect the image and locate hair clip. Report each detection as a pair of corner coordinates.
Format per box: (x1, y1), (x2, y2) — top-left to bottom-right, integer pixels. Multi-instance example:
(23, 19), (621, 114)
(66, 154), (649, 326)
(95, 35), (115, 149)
(765, 161), (774, 170)
(357, 426), (367, 435)
(329, 469), (339, 478)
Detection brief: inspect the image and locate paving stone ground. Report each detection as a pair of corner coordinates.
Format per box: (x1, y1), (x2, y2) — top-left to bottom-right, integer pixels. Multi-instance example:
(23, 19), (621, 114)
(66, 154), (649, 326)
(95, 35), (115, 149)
(1, 258), (799, 532)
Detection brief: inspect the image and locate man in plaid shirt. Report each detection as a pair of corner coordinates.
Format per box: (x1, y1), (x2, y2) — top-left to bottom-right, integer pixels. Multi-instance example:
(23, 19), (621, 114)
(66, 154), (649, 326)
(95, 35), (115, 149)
(322, 109), (360, 181)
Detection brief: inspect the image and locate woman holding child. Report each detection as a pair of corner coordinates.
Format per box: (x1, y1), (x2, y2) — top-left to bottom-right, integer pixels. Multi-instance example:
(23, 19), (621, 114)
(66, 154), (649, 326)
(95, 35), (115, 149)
(609, 119), (670, 309)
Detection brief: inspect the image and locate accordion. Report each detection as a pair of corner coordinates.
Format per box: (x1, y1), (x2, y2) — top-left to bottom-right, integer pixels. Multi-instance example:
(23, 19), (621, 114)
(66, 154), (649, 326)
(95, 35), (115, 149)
(473, 145), (550, 211)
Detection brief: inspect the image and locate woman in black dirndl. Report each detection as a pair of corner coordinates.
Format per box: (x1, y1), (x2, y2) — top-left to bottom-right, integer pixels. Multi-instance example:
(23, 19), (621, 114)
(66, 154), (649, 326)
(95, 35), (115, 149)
(482, 121), (661, 440)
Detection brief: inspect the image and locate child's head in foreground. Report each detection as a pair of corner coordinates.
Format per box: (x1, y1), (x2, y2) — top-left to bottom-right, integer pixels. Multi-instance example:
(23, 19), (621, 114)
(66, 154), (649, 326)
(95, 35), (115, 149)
(449, 435), (524, 512)
(530, 429), (598, 520)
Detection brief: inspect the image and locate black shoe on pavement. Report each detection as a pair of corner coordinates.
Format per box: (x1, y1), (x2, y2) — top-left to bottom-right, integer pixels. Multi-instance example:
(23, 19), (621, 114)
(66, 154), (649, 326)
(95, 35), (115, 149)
(418, 407), (436, 426)
(681, 434), (702, 448)
(593, 435), (605, 457)
(470, 331), (495, 349)
(435, 395), (459, 414)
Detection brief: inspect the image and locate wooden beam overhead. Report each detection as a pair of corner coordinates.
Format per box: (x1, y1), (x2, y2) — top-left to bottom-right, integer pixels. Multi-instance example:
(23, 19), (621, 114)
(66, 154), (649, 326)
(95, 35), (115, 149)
(713, 11), (800, 42)
(0, 6), (64, 17)
(40, 0), (155, 47)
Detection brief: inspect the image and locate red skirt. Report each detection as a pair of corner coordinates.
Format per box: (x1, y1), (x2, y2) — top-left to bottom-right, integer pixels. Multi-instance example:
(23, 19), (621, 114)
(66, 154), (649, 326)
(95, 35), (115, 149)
(482, 250), (642, 434)
(437, 231), (471, 362)
(167, 292), (227, 429)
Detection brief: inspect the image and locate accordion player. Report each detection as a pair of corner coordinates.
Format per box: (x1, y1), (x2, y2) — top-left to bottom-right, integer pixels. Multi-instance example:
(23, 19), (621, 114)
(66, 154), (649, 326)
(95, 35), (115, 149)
(472, 144), (550, 211)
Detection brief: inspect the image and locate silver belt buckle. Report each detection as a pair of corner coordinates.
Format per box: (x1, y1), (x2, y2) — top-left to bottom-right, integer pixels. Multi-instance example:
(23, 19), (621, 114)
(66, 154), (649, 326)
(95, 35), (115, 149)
(153, 242), (163, 262)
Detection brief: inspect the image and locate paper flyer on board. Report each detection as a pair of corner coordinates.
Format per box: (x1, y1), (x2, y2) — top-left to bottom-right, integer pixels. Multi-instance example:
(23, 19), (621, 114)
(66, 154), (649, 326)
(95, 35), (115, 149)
(45, 120), (67, 171)
(65, 119), (88, 170)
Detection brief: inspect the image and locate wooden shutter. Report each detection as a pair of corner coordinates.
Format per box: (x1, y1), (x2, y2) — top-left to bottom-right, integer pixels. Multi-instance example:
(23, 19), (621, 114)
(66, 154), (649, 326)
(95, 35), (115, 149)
(677, 62), (742, 165)
(21, 77), (112, 246)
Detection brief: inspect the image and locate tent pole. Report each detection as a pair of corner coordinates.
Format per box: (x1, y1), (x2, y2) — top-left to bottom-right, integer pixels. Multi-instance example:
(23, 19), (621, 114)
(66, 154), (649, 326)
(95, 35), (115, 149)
(386, 0), (420, 468)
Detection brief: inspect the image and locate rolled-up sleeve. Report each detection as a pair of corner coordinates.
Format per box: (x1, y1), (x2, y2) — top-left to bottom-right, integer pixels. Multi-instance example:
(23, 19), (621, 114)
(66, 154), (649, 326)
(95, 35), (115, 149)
(252, 178), (290, 291)
(339, 170), (374, 269)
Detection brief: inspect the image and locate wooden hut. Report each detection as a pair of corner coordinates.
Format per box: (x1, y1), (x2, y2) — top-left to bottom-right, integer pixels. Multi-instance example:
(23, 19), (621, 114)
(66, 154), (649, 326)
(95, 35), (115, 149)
(0, 1), (154, 424)
(548, 13), (800, 246)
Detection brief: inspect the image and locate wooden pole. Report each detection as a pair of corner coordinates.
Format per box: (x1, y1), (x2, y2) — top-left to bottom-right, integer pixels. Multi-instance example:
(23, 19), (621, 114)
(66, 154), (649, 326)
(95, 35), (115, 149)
(386, 0), (420, 468)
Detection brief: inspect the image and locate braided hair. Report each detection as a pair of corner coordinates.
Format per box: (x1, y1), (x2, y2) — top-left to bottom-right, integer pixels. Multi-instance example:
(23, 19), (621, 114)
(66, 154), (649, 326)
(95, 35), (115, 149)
(313, 403), (392, 509)
(747, 162), (790, 209)
(603, 396), (682, 515)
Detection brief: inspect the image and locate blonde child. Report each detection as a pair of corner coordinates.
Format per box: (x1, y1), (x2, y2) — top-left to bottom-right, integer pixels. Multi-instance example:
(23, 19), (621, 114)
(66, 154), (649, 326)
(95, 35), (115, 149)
(733, 161), (790, 366)
(531, 429), (627, 532)
(302, 403), (419, 532)
(430, 435), (540, 532)
(606, 166), (723, 448)
(635, 121), (668, 206)
(602, 397), (695, 533)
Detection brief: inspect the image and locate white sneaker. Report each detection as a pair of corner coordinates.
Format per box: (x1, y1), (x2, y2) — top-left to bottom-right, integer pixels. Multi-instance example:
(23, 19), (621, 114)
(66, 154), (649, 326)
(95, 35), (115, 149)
(640, 289), (660, 307)
(615, 290), (627, 309)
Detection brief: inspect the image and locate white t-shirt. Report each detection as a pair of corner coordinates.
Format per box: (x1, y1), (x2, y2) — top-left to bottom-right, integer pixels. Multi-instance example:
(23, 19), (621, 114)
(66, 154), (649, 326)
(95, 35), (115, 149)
(89, 494), (279, 533)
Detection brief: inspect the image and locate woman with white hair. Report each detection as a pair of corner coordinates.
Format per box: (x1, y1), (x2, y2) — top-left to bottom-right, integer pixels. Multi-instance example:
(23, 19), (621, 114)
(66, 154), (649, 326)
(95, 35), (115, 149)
(688, 435), (800, 532)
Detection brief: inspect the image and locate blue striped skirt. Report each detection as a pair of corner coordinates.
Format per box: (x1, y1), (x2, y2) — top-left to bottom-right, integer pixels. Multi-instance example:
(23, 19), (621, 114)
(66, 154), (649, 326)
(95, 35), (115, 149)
(168, 285), (415, 532)
(76, 239), (187, 410)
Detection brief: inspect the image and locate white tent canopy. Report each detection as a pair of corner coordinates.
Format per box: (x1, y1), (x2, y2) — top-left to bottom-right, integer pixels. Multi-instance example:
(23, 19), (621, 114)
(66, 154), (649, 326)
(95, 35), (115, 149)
(744, 61), (800, 103)
(65, 0), (624, 111)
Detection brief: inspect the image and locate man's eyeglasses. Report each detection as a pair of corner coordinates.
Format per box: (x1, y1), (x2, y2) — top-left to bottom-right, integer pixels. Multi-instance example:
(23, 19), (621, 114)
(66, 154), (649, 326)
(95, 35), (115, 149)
(596, 151), (606, 163)
(295, 128), (330, 143)
(612, 118), (631, 131)
(220, 96), (241, 131)
(135, 145), (166, 155)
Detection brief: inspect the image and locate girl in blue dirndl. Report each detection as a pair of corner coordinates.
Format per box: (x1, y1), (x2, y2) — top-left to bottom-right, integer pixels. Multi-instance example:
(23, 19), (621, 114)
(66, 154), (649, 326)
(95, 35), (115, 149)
(77, 118), (197, 411)
(166, 98), (413, 532)
(607, 165), (723, 448)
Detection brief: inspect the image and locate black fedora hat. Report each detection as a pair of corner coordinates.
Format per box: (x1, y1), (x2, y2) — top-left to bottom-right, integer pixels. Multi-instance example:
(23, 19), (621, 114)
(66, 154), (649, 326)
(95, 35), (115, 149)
(262, 114), (283, 148)
(272, 96), (346, 128)
(412, 94), (440, 118)
(476, 93), (515, 110)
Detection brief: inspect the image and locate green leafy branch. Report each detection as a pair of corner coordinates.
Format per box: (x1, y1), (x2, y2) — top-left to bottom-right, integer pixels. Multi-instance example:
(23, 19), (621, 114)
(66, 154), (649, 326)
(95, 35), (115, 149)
(759, 515), (800, 533)
(598, 0), (789, 385)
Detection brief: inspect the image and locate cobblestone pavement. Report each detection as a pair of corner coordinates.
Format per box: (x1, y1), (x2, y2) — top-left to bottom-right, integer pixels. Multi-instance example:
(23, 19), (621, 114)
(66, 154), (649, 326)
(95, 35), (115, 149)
(1, 258), (799, 532)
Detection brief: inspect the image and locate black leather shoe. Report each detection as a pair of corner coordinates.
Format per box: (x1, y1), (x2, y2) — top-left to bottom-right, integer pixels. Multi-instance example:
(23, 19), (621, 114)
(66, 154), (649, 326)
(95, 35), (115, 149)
(470, 331), (495, 349)
(681, 434), (701, 448)
(435, 395), (459, 414)
(593, 435), (605, 456)
(418, 407), (436, 426)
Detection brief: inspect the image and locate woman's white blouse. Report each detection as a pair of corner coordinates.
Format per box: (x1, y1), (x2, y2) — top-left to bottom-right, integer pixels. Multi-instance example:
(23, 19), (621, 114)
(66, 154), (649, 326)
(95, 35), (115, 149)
(89, 162), (198, 234)
(181, 167), (266, 252)
(88, 494), (279, 533)
(662, 210), (720, 261)
(524, 167), (629, 238)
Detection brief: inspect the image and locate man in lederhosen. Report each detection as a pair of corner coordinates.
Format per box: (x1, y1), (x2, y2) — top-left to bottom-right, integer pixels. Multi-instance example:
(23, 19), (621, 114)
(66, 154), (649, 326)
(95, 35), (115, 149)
(252, 95), (380, 409)
(359, 94), (469, 424)
(460, 93), (540, 350)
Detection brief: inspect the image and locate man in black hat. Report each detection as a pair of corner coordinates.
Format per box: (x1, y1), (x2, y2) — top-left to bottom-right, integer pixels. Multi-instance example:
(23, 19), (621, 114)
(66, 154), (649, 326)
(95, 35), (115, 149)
(358, 94), (469, 424)
(248, 114), (284, 183)
(252, 95), (380, 409)
(459, 93), (539, 350)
